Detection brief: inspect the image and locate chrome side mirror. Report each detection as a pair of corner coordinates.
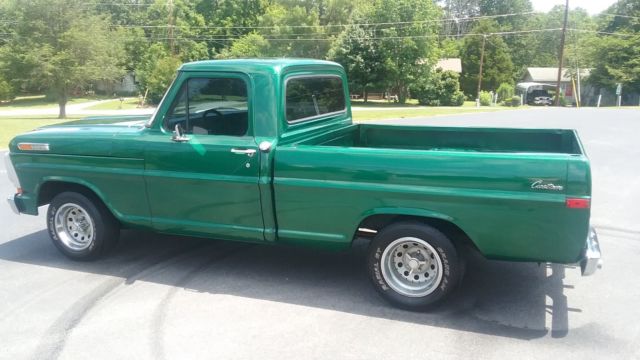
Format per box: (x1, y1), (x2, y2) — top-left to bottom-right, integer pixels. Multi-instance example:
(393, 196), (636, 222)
(171, 124), (189, 142)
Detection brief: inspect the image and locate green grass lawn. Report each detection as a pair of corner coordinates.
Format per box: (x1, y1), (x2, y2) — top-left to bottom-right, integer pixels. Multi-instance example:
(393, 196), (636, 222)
(0, 116), (80, 149)
(0, 95), (108, 110)
(84, 97), (142, 111)
(350, 99), (420, 107)
(351, 100), (484, 108)
(353, 106), (516, 121)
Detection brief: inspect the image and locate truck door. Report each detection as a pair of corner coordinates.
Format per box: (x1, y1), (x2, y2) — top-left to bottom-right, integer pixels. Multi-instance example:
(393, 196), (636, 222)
(143, 74), (264, 242)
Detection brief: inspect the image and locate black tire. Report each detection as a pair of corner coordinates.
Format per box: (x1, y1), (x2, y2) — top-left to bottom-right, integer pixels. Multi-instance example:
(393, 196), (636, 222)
(367, 222), (463, 311)
(47, 191), (120, 260)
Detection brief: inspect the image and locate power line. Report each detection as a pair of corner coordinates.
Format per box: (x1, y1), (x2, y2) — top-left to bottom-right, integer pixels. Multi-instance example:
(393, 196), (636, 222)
(569, 29), (637, 37)
(4, 27), (632, 43)
(111, 11), (537, 30)
(600, 13), (640, 21)
(83, 2), (160, 6)
(114, 28), (564, 42)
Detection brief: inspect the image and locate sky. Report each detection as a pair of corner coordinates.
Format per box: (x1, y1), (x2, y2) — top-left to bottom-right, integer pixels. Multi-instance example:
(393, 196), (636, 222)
(531, 0), (618, 14)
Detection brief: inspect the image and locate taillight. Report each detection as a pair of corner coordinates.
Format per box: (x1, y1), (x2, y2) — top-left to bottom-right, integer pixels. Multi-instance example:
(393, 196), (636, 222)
(566, 198), (590, 209)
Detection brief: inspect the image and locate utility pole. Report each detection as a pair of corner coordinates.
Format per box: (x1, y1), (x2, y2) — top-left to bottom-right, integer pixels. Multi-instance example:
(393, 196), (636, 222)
(167, 0), (175, 54)
(477, 34), (487, 102)
(555, 0), (569, 106)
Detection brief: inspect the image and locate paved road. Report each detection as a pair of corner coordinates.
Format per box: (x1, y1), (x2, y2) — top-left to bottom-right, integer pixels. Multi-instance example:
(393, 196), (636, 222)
(1, 108), (638, 359)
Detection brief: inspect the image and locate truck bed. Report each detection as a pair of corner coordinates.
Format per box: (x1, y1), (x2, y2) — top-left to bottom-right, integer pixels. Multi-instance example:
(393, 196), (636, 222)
(299, 124), (584, 155)
(275, 123), (591, 263)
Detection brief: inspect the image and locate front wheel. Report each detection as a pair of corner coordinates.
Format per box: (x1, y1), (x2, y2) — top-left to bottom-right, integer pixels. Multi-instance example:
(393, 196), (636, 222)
(47, 191), (120, 260)
(367, 222), (463, 310)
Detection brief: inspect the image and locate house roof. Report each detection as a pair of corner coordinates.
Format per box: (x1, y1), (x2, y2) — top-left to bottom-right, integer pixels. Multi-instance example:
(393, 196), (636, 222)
(524, 67), (591, 82)
(435, 58), (462, 73)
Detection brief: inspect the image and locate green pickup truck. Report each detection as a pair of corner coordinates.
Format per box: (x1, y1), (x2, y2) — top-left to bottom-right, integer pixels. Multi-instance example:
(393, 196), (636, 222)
(5, 59), (601, 310)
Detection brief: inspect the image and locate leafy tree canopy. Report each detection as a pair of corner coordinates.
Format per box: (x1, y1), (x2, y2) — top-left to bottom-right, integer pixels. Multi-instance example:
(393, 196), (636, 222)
(0, 0), (126, 118)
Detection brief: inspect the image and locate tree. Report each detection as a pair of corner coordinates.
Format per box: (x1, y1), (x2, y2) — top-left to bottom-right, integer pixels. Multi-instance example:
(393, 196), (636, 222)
(460, 20), (514, 96)
(257, 3), (325, 58)
(478, 0), (532, 29)
(588, 35), (640, 95)
(328, 14), (385, 102)
(0, 0), (125, 118)
(587, 0), (640, 95)
(144, 0), (209, 61)
(135, 44), (182, 104)
(216, 33), (271, 59)
(437, 0), (480, 36)
(370, 0), (442, 103)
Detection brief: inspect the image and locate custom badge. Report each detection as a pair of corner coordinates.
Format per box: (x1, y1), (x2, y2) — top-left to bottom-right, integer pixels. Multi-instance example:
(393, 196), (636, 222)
(530, 179), (564, 191)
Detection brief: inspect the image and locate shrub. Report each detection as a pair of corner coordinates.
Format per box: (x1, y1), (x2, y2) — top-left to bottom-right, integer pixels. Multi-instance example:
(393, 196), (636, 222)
(450, 91), (465, 106)
(496, 83), (514, 102)
(412, 69), (465, 107)
(479, 91), (492, 106)
(0, 78), (14, 101)
(552, 94), (568, 106)
(509, 95), (521, 107)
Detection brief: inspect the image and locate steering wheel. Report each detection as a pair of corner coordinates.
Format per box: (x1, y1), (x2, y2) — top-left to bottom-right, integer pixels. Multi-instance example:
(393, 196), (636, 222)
(202, 108), (223, 120)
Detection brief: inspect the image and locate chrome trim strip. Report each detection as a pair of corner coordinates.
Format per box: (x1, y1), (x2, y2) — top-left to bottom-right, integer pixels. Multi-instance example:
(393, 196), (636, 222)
(580, 227), (602, 276)
(7, 195), (19, 215)
(3, 153), (21, 188)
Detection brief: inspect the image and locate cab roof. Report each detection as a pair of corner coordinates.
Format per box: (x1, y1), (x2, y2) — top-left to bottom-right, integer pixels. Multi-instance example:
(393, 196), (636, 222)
(179, 58), (342, 74)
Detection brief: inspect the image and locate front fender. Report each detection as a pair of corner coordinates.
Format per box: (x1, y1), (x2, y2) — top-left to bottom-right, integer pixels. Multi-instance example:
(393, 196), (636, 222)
(36, 176), (120, 218)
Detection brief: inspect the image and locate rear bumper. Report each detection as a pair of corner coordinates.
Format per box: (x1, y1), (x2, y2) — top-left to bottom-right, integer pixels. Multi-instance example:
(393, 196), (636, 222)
(580, 227), (602, 276)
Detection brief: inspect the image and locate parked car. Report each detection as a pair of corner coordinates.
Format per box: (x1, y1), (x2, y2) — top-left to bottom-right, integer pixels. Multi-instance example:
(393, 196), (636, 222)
(5, 59), (601, 310)
(528, 89), (553, 106)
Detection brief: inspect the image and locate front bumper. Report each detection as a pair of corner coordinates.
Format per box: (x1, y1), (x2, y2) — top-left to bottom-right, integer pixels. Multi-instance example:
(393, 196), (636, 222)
(580, 227), (602, 276)
(7, 194), (20, 215)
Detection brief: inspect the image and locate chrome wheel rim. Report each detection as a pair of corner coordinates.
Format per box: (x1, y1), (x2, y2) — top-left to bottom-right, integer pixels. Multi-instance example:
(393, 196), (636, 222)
(381, 237), (443, 297)
(54, 203), (95, 251)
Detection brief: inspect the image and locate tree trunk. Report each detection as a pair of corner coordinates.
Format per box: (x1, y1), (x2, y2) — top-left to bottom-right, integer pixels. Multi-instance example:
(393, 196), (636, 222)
(58, 92), (67, 119)
(398, 84), (407, 104)
(364, 87), (368, 103)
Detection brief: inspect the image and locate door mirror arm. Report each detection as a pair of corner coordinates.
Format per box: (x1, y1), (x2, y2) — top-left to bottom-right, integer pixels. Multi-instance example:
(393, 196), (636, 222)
(171, 124), (190, 142)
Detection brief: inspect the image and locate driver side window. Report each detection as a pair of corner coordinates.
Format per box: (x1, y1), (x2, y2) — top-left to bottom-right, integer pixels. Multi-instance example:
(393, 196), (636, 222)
(164, 77), (249, 136)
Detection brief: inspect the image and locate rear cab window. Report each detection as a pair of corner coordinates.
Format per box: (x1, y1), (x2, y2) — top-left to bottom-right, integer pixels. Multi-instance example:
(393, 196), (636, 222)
(285, 76), (346, 124)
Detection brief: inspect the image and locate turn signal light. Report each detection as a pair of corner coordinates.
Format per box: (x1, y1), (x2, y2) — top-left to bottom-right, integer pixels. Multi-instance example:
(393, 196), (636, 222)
(566, 198), (590, 209)
(17, 143), (50, 151)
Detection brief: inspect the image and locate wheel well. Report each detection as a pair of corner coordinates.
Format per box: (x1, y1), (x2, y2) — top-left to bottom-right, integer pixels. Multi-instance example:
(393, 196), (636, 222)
(38, 181), (104, 207)
(355, 214), (480, 254)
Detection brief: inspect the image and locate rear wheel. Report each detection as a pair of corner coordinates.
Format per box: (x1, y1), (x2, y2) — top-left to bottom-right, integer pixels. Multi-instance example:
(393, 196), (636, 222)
(367, 222), (462, 310)
(47, 191), (119, 260)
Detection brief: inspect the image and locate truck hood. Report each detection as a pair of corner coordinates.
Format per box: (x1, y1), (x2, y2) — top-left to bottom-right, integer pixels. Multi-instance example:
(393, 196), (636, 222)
(9, 115), (153, 158)
(40, 115), (151, 129)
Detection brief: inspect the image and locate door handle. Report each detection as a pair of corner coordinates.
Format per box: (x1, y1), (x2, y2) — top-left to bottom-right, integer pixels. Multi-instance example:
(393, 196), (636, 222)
(231, 148), (257, 156)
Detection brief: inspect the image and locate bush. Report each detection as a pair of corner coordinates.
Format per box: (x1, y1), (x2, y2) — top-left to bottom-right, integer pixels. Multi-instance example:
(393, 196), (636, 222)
(0, 78), (14, 101)
(479, 91), (492, 106)
(496, 83), (514, 102)
(509, 95), (521, 107)
(412, 69), (465, 107)
(450, 91), (465, 106)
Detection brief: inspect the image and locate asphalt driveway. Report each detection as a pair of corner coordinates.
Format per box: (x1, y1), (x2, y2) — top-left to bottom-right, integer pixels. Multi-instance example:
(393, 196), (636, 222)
(1, 107), (638, 359)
